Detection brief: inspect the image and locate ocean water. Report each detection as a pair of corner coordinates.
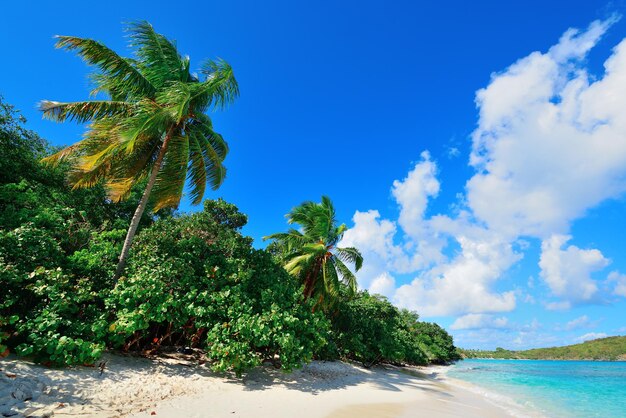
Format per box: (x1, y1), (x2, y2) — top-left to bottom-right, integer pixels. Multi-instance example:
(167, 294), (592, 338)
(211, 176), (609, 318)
(447, 359), (626, 417)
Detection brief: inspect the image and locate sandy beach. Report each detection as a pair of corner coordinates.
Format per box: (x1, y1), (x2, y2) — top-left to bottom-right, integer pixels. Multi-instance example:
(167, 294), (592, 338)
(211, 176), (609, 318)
(0, 353), (519, 418)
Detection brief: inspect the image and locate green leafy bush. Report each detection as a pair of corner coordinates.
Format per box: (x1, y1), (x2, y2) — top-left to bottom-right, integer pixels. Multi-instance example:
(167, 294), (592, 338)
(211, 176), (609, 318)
(0, 96), (149, 366)
(410, 321), (460, 364)
(328, 290), (427, 366)
(0, 95), (459, 372)
(325, 290), (459, 367)
(106, 200), (329, 374)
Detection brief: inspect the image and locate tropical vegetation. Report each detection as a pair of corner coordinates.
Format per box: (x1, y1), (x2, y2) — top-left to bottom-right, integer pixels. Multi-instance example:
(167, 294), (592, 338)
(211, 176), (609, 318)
(325, 290), (459, 366)
(39, 21), (237, 279)
(265, 196), (363, 311)
(0, 20), (460, 373)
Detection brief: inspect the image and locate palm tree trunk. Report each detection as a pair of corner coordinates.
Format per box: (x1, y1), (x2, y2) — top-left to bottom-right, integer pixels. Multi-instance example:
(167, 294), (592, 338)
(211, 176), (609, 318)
(113, 129), (174, 280)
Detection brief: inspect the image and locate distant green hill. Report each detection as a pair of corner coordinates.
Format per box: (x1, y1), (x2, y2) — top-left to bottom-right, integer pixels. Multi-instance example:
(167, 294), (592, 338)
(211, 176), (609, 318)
(460, 336), (626, 361)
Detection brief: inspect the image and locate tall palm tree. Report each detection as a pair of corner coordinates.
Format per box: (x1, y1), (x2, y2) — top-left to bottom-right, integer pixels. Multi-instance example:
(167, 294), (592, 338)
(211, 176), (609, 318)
(265, 196), (363, 310)
(39, 22), (238, 279)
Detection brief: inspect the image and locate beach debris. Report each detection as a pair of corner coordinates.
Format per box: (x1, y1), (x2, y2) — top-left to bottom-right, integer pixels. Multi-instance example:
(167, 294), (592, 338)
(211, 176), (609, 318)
(150, 411), (156, 415)
(4, 374), (16, 379)
(97, 361), (107, 376)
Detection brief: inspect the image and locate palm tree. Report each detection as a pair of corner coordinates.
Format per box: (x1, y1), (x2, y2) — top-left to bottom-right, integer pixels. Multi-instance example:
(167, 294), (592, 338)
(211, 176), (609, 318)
(265, 196), (363, 310)
(39, 22), (238, 279)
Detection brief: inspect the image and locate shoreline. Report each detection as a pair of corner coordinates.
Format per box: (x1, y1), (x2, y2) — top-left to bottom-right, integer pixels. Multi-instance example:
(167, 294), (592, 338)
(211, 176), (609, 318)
(1, 353), (521, 418)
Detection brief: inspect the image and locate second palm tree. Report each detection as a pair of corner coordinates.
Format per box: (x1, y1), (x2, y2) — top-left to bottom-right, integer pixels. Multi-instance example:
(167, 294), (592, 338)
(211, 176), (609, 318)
(265, 196), (363, 311)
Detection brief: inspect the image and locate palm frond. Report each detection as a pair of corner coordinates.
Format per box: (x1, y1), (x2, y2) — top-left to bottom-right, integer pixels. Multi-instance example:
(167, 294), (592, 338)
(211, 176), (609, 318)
(333, 257), (359, 294)
(149, 134), (190, 211)
(263, 229), (311, 246)
(323, 258), (342, 296)
(39, 100), (132, 123)
(187, 131), (207, 205)
(55, 35), (155, 98)
(284, 251), (318, 277)
(41, 142), (82, 165)
(105, 136), (159, 201)
(195, 59), (239, 110)
(157, 81), (192, 122)
(194, 114), (229, 160)
(127, 21), (186, 87)
(188, 126), (226, 191)
(88, 58), (150, 100)
(118, 100), (172, 153)
(335, 246), (364, 271)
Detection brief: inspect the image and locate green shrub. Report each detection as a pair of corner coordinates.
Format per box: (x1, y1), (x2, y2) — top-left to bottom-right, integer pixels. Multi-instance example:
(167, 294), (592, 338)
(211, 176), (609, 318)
(0, 95), (459, 372)
(329, 290), (428, 367)
(106, 199), (329, 374)
(325, 290), (459, 367)
(410, 321), (460, 364)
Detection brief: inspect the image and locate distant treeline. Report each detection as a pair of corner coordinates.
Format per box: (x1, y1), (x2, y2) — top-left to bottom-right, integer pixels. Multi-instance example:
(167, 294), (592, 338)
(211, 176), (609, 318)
(460, 336), (626, 361)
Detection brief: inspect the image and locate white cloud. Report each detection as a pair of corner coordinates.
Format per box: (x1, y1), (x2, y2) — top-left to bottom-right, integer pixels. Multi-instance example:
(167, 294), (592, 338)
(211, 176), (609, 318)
(468, 18), (626, 240)
(539, 235), (609, 304)
(575, 332), (608, 342)
(368, 272), (396, 299)
(608, 271), (626, 297)
(339, 210), (405, 290)
(450, 314), (509, 330)
(342, 17), (626, 323)
(562, 315), (598, 331)
(391, 151), (440, 239)
(394, 227), (518, 316)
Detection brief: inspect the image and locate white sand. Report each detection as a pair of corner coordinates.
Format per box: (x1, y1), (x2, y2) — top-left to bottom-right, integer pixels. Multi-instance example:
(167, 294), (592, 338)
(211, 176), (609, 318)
(0, 354), (520, 418)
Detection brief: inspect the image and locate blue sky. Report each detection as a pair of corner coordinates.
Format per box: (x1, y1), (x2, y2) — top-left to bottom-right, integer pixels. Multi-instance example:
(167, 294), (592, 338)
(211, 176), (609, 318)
(2, 0), (626, 349)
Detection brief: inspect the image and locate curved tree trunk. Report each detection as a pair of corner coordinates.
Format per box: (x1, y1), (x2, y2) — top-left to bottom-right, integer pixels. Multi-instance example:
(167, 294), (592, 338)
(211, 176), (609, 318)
(113, 130), (174, 280)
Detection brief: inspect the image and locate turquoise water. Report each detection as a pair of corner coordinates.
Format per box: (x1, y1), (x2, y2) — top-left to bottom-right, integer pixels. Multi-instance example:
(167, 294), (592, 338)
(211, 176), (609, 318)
(447, 359), (626, 417)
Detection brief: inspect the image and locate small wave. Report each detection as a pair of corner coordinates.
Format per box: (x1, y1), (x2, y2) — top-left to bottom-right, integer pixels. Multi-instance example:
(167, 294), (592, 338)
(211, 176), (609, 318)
(444, 377), (545, 418)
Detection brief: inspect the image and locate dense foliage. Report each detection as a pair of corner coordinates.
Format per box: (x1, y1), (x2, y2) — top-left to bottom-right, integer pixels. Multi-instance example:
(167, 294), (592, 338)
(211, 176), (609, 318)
(1, 96), (460, 373)
(0, 96), (154, 365)
(106, 199), (328, 374)
(0, 98), (325, 372)
(460, 336), (626, 360)
(324, 290), (460, 367)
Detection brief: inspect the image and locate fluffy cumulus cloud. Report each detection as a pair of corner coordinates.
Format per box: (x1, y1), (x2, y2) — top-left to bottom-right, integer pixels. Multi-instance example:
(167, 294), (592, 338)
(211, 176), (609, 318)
(394, 229), (518, 316)
(450, 314), (510, 330)
(468, 16), (626, 239)
(368, 272), (397, 299)
(391, 151), (440, 239)
(341, 155), (519, 316)
(340, 17), (626, 330)
(608, 271), (626, 297)
(539, 235), (609, 308)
